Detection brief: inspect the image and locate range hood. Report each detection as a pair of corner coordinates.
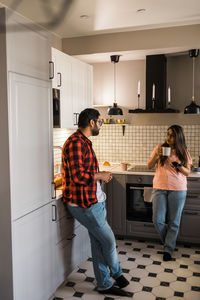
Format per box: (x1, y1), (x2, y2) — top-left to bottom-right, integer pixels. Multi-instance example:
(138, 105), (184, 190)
(129, 54), (179, 113)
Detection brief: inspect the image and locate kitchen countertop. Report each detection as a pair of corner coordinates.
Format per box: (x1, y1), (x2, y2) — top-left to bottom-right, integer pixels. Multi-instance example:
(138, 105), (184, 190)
(55, 163), (200, 200)
(99, 163), (200, 177)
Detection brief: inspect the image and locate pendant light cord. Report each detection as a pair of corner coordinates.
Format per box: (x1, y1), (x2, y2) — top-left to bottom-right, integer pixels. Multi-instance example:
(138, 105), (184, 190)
(114, 62), (116, 104)
(192, 57), (195, 101)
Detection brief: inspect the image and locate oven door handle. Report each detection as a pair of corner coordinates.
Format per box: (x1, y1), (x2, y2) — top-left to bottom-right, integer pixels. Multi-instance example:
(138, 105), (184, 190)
(129, 187), (152, 190)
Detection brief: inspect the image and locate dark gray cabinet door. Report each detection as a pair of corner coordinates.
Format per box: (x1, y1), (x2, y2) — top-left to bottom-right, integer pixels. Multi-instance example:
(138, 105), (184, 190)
(179, 210), (200, 243)
(106, 175), (126, 236)
(178, 177), (200, 243)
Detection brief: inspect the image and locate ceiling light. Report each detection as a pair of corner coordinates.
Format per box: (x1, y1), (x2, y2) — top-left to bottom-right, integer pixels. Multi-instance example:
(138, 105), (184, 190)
(80, 15), (89, 19)
(184, 49), (200, 114)
(136, 8), (146, 13)
(108, 55), (123, 116)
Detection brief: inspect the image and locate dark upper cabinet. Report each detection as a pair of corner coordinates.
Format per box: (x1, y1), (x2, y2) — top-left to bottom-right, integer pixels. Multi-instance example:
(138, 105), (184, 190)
(146, 54), (166, 111)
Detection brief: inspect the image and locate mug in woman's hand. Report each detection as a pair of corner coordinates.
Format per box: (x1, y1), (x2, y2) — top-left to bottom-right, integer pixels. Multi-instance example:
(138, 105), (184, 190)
(162, 146), (171, 156)
(162, 142), (171, 156)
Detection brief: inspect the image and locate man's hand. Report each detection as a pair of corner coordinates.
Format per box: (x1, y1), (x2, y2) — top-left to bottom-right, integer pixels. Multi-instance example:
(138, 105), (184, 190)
(95, 171), (112, 183)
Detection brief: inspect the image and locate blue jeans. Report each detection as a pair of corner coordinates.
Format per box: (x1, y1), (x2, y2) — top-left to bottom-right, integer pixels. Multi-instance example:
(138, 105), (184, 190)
(152, 189), (187, 255)
(67, 201), (122, 290)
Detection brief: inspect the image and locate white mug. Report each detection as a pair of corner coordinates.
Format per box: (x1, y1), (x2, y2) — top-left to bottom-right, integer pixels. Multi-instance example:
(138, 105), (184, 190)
(162, 147), (171, 156)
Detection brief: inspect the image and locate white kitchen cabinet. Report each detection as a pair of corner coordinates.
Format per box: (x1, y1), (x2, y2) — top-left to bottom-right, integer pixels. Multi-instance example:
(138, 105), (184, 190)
(12, 203), (56, 300)
(6, 8), (50, 80)
(9, 73), (52, 220)
(51, 47), (93, 128)
(55, 223), (90, 288)
(51, 47), (74, 128)
(0, 7), (53, 300)
(53, 198), (90, 288)
(71, 58), (93, 126)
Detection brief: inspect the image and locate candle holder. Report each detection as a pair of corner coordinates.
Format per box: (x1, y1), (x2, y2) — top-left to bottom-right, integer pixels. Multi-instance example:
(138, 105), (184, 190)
(165, 101), (179, 113)
(152, 98), (155, 110)
(128, 94), (145, 113)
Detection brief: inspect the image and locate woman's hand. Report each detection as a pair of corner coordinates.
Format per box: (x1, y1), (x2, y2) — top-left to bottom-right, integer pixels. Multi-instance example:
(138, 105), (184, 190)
(157, 145), (162, 157)
(148, 145), (161, 169)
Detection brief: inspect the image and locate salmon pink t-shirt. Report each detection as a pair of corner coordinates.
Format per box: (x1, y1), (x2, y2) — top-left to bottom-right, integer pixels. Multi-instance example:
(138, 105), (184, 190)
(151, 144), (192, 191)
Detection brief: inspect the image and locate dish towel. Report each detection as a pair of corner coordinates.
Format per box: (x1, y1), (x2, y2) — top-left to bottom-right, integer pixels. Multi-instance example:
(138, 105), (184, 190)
(144, 187), (153, 202)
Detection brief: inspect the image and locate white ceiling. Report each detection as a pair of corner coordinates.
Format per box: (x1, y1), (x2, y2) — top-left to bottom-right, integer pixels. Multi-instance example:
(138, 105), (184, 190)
(74, 48), (190, 63)
(0, 0), (200, 38)
(0, 0), (200, 62)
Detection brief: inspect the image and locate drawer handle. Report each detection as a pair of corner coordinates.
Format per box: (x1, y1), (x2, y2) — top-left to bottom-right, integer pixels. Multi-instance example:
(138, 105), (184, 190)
(129, 187), (152, 190)
(67, 233), (76, 240)
(184, 211), (198, 216)
(144, 223), (154, 228)
(52, 204), (57, 221)
(188, 178), (199, 182)
(187, 194), (199, 198)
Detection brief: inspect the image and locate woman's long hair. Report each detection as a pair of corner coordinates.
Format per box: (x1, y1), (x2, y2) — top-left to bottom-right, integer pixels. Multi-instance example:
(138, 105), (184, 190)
(160, 125), (188, 167)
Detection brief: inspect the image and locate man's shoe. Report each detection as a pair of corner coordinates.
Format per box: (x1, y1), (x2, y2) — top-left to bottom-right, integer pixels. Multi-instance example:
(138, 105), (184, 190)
(98, 285), (133, 297)
(163, 252), (172, 261)
(115, 275), (129, 288)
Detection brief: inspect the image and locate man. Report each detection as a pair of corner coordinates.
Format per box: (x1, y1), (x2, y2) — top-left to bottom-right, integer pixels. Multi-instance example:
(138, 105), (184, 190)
(62, 108), (130, 297)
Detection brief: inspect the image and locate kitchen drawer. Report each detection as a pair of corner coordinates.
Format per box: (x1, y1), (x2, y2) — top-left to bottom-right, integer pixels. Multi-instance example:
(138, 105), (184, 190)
(126, 175), (153, 185)
(126, 220), (159, 238)
(187, 177), (200, 189)
(185, 191), (200, 210)
(54, 198), (72, 221)
(55, 214), (80, 244)
(179, 210), (200, 243)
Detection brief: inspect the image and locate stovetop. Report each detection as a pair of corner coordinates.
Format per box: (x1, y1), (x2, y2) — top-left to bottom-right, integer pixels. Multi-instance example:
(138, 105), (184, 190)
(129, 165), (155, 172)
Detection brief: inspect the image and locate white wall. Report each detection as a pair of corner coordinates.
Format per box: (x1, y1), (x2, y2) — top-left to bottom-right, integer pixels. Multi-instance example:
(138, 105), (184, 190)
(93, 60), (145, 109)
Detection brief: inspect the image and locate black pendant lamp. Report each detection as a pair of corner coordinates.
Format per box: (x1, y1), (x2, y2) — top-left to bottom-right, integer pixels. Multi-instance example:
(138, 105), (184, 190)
(184, 49), (200, 114)
(108, 55), (123, 115)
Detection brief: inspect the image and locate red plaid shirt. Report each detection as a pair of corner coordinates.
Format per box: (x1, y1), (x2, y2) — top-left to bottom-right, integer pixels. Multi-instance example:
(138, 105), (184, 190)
(62, 130), (99, 208)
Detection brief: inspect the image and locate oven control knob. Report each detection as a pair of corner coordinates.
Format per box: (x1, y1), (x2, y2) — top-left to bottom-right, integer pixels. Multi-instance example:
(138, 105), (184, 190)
(137, 177), (142, 183)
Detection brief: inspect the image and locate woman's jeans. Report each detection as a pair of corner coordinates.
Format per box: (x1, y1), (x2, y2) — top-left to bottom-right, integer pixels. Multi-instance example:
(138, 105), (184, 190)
(152, 189), (187, 255)
(67, 201), (122, 290)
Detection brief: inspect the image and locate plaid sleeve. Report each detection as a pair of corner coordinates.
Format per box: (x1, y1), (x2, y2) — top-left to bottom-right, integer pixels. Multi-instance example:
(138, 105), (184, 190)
(66, 139), (94, 185)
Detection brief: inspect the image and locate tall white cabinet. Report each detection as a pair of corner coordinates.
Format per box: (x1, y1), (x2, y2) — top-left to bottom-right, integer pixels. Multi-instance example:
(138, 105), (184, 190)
(0, 8), (54, 300)
(51, 47), (93, 128)
(0, 8), (91, 300)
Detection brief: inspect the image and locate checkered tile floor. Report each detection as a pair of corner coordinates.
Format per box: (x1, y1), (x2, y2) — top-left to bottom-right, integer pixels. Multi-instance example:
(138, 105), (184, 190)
(51, 239), (200, 300)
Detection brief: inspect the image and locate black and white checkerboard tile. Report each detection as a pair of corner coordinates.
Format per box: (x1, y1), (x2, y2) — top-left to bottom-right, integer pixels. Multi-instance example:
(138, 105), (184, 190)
(51, 239), (200, 300)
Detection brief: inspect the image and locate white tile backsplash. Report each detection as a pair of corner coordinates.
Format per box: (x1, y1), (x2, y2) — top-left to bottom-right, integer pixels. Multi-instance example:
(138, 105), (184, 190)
(53, 125), (200, 165)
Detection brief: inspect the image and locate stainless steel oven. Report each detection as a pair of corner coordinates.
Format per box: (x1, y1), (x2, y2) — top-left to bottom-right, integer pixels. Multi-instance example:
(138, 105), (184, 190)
(126, 183), (153, 222)
(126, 173), (158, 238)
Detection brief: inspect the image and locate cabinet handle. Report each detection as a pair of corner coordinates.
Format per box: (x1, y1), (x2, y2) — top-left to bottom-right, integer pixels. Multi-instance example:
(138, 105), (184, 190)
(51, 182), (56, 199)
(73, 113), (79, 126)
(129, 187), (152, 190)
(184, 211), (199, 216)
(67, 233), (76, 240)
(52, 204), (57, 221)
(188, 178), (199, 182)
(144, 223), (154, 228)
(57, 72), (62, 87)
(49, 61), (54, 79)
(187, 194), (199, 198)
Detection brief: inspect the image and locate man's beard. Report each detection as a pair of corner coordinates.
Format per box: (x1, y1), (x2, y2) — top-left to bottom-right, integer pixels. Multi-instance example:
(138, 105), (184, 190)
(92, 124), (100, 136)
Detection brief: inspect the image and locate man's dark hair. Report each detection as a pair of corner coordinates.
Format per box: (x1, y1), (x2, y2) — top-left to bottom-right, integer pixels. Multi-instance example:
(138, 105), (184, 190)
(78, 108), (100, 128)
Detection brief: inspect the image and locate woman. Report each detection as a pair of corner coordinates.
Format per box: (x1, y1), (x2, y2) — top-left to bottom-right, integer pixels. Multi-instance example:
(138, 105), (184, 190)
(148, 125), (192, 261)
